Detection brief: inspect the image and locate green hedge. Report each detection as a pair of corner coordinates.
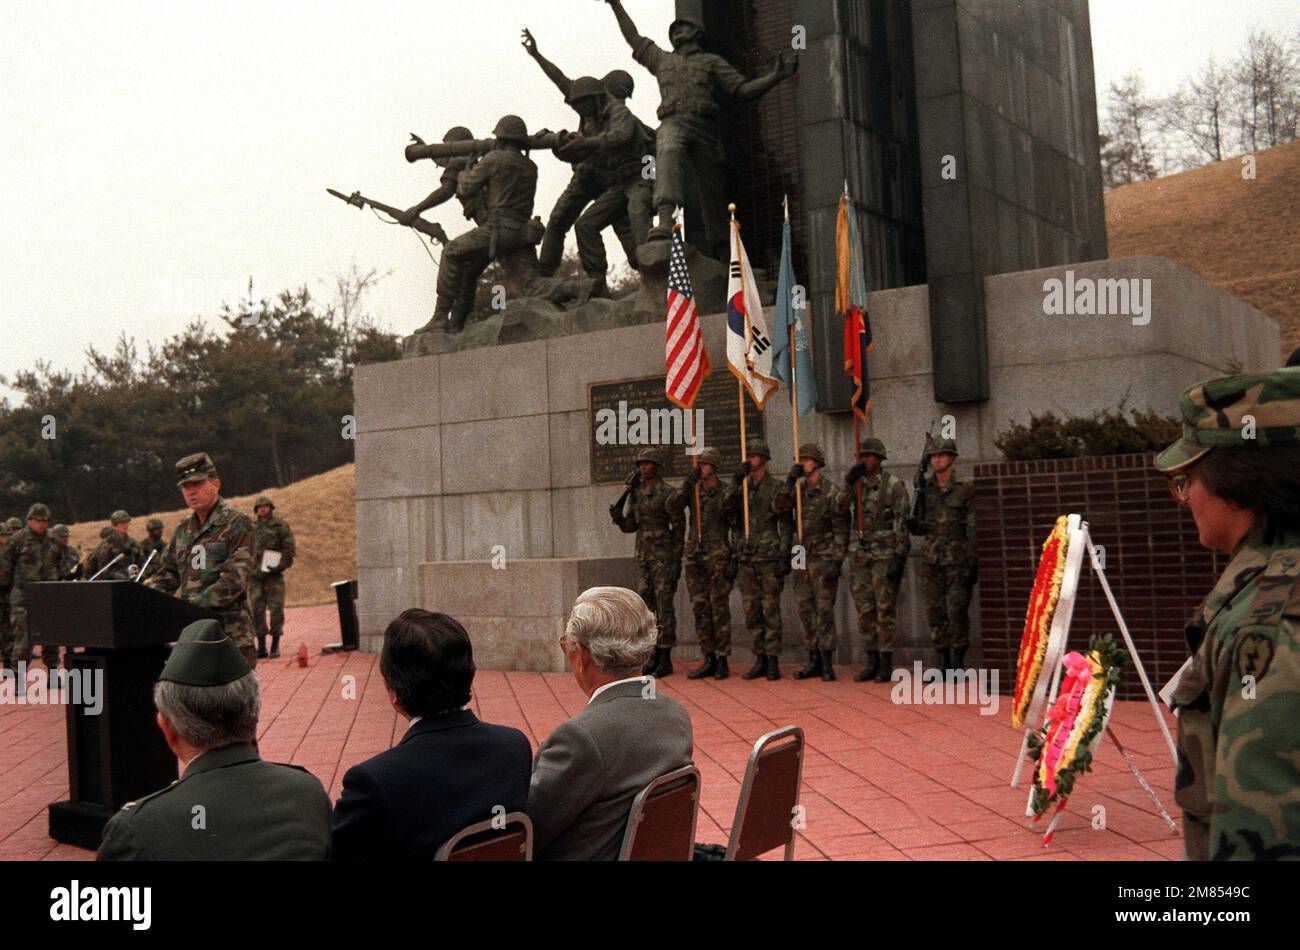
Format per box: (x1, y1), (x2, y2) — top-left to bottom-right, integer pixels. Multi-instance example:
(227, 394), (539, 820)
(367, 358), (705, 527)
(994, 406), (1181, 461)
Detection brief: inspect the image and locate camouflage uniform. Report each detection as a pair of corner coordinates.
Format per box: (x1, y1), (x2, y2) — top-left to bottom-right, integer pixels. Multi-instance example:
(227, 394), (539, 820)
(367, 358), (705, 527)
(148, 454), (256, 665)
(911, 438), (977, 660)
(0, 519), (14, 667)
(612, 450), (684, 654)
(667, 449), (734, 664)
(1157, 367), (1300, 860)
(0, 505), (61, 669)
(789, 446), (849, 673)
(139, 518), (168, 579)
(83, 526), (113, 577)
(723, 440), (793, 673)
(51, 525), (82, 580)
(91, 511), (142, 580)
(249, 496), (296, 657)
(840, 441), (911, 659)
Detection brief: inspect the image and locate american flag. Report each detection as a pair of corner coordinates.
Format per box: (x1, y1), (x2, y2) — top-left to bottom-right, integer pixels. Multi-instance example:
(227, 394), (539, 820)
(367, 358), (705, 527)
(665, 227), (711, 409)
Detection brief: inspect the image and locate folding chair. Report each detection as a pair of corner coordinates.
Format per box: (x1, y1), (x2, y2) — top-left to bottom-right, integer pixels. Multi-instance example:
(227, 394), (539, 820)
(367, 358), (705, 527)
(433, 811), (533, 861)
(724, 726), (805, 861)
(618, 764), (701, 861)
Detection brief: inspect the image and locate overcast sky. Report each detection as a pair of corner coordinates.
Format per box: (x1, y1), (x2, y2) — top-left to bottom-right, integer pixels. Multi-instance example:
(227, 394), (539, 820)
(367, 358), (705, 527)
(2, 0), (1296, 403)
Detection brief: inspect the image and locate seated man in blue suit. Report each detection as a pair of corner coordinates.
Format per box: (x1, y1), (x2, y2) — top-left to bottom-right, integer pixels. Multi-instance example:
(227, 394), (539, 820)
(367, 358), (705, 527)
(331, 608), (532, 860)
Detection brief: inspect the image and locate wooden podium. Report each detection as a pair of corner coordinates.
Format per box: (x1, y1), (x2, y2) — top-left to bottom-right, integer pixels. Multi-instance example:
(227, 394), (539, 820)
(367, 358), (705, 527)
(25, 580), (217, 850)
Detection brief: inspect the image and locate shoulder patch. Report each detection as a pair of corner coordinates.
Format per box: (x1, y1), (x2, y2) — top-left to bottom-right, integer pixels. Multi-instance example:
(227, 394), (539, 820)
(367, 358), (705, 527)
(1234, 631), (1276, 681)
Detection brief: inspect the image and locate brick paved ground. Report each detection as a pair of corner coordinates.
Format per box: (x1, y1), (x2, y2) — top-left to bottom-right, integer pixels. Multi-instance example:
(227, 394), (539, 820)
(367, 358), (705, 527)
(0, 605), (1183, 861)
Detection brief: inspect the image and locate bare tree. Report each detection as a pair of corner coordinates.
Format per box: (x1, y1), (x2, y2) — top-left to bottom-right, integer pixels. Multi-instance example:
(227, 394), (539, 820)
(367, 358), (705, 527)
(1163, 56), (1233, 168)
(1100, 72), (1160, 187)
(1231, 28), (1299, 152)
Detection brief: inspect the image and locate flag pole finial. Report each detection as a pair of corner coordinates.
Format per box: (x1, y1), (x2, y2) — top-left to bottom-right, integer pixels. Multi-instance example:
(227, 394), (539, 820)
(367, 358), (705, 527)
(728, 202), (736, 218)
(783, 194), (789, 221)
(843, 179), (850, 199)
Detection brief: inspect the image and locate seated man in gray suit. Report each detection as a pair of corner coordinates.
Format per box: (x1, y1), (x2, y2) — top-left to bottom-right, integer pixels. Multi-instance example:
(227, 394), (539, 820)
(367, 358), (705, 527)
(529, 586), (694, 860)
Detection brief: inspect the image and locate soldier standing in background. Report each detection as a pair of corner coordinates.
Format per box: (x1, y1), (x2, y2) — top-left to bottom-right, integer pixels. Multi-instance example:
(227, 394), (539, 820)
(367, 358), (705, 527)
(92, 510), (142, 580)
(0, 503), (61, 678)
(140, 517), (167, 576)
(0, 518), (16, 672)
(724, 439), (793, 681)
(841, 439), (911, 683)
(609, 448), (684, 677)
(249, 495), (296, 659)
(669, 448), (735, 680)
(146, 453), (258, 668)
(84, 526), (113, 577)
(789, 444), (848, 682)
(909, 437), (977, 671)
(50, 524), (82, 580)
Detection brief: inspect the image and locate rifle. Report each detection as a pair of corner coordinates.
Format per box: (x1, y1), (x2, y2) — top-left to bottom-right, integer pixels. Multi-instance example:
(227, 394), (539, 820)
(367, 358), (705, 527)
(326, 189), (450, 245)
(908, 428), (934, 532)
(404, 130), (578, 163)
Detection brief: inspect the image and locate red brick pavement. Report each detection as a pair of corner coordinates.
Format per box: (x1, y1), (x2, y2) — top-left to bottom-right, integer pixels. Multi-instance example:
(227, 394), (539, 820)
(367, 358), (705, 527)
(0, 605), (1184, 861)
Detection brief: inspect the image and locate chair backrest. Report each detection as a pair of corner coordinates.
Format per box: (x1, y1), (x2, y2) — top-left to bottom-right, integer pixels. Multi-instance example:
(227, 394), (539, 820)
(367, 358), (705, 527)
(618, 764), (701, 861)
(725, 726), (804, 861)
(433, 811), (533, 861)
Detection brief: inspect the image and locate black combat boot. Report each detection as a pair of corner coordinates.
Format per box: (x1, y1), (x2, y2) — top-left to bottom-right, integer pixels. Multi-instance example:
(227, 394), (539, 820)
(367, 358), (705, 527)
(715, 656), (730, 680)
(793, 651), (823, 680)
(820, 650), (836, 682)
(269, 636), (281, 659)
(766, 655), (782, 680)
(854, 650), (880, 683)
(653, 648), (673, 678)
(936, 648), (951, 672)
(257, 636), (268, 659)
(742, 654), (768, 680)
(874, 652), (893, 683)
(952, 646), (967, 670)
(688, 654), (718, 680)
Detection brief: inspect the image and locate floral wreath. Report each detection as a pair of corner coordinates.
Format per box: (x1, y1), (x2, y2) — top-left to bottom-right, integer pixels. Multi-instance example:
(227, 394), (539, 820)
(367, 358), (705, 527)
(1026, 634), (1128, 818)
(1012, 516), (1069, 728)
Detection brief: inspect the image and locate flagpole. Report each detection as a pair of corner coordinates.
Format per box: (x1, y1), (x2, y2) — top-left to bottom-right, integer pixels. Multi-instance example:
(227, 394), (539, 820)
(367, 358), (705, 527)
(843, 183), (865, 535)
(783, 195), (803, 542)
(731, 203), (750, 539)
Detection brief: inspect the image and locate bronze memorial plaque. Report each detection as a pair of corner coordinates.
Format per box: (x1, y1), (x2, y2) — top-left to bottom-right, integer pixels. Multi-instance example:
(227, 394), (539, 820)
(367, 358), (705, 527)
(589, 372), (765, 484)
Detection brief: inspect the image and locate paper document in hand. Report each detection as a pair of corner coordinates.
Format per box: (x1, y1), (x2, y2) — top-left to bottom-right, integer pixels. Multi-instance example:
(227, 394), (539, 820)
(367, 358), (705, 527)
(261, 550), (282, 572)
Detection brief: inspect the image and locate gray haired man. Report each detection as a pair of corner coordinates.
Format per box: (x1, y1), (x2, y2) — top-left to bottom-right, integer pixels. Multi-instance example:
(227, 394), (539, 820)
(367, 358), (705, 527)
(528, 586), (694, 860)
(96, 619), (331, 860)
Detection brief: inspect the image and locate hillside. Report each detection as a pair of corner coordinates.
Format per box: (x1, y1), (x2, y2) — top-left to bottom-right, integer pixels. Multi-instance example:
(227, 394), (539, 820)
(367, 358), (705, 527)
(67, 464), (355, 608)
(1106, 139), (1300, 358)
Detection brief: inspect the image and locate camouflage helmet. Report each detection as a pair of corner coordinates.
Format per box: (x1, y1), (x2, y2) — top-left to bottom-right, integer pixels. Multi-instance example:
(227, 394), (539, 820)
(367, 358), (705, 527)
(746, 439), (772, 461)
(51, 524), (70, 538)
(99, 527), (113, 539)
(254, 495), (275, 511)
(443, 126), (473, 143)
(858, 437), (888, 460)
(492, 115), (529, 145)
(565, 76), (607, 105)
(600, 69), (634, 100)
(635, 447), (663, 467)
(146, 517), (165, 531)
(3, 517), (20, 532)
(110, 509), (131, 524)
(1156, 367), (1300, 473)
(797, 442), (826, 467)
(929, 436), (959, 457)
(26, 503), (51, 521)
(696, 448), (723, 469)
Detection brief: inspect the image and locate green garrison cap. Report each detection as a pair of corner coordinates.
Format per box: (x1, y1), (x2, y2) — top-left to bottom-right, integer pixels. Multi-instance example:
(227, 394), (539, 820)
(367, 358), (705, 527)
(110, 509), (131, 524)
(175, 452), (218, 486)
(746, 439), (772, 461)
(51, 524), (70, 537)
(26, 503), (51, 520)
(798, 442), (826, 467)
(146, 518), (165, 531)
(858, 437), (888, 460)
(159, 619), (251, 687)
(1156, 367), (1300, 473)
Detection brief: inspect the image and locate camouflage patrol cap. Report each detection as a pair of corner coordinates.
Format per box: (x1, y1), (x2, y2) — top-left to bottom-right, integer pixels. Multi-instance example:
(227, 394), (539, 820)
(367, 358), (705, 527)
(635, 447), (663, 467)
(51, 524), (70, 538)
(443, 126), (473, 142)
(492, 115), (529, 145)
(26, 503), (51, 521)
(254, 495), (275, 510)
(159, 619), (251, 687)
(746, 439), (772, 461)
(858, 438), (888, 460)
(565, 76), (607, 105)
(176, 452), (218, 486)
(146, 518), (165, 531)
(697, 448), (723, 468)
(110, 509), (131, 524)
(601, 69), (634, 100)
(100, 527), (113, 539)
(930, 437), (959, 457)
(1155, 367), (1300, 473)
(798, 442), (826, 467)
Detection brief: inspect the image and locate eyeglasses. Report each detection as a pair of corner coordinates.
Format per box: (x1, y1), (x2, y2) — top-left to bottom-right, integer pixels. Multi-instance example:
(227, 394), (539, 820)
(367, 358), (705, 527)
(1167, 473), (1191, 505)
